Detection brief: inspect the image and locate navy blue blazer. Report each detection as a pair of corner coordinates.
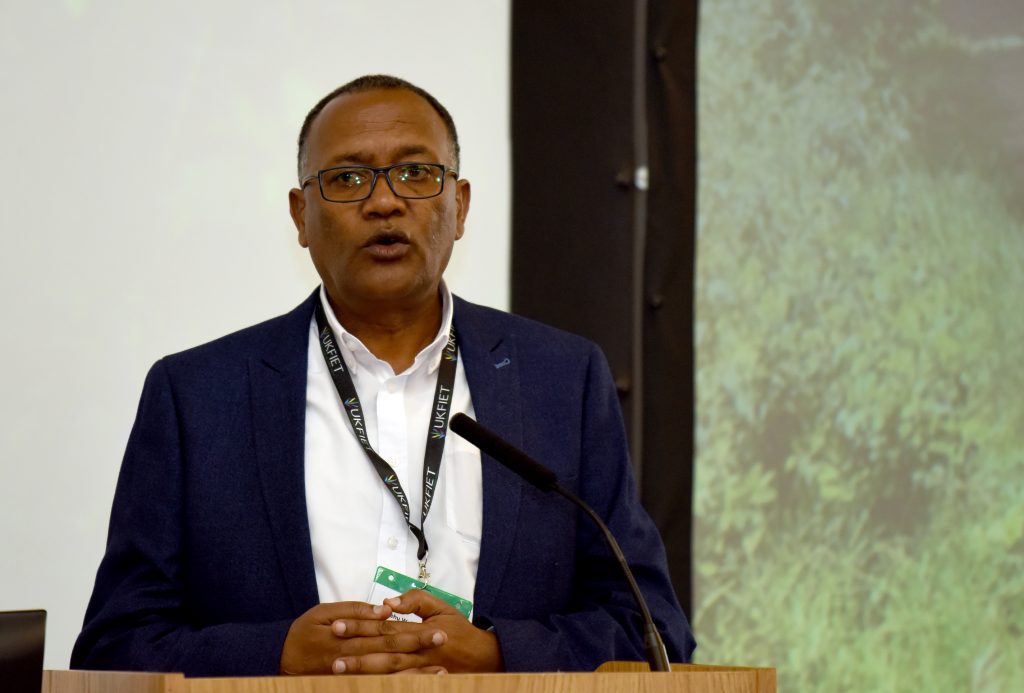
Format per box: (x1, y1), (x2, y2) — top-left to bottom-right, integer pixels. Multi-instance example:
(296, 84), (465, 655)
(71, 292), (695, 675)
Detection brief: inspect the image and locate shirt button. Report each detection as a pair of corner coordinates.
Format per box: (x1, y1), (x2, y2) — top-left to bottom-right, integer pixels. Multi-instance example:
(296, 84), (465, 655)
(386, 381), (399, 394)
(387, 536), (399, 549)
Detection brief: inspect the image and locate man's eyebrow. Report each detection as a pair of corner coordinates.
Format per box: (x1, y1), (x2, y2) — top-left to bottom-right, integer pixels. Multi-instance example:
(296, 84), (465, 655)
(324, 145), (438, 167)
(324, 150), (373, 166)
(390, 144), (434, 161)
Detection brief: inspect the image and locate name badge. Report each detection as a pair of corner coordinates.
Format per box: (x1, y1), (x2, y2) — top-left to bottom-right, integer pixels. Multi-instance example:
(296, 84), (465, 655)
(367, 566), (473, 622)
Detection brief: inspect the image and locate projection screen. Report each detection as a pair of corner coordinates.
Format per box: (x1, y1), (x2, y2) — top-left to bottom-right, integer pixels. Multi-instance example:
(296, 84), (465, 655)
(694, 1), (1024, 690)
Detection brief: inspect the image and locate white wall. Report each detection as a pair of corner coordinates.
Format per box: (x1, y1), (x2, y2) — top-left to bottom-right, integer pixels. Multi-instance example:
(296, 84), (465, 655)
(0, 1), (510, 668)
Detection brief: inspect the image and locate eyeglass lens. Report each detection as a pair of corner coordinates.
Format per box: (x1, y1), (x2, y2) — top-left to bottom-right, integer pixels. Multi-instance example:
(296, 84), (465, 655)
(320, 164), (446, 201)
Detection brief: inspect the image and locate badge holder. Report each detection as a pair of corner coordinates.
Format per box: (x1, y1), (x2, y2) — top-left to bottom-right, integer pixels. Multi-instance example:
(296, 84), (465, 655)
(367, 566), (473, 622)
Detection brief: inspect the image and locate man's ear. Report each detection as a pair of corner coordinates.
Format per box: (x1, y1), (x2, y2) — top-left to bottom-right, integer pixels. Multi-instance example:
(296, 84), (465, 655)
(454, 179), (471, 241)
(288, 187), (308, 247)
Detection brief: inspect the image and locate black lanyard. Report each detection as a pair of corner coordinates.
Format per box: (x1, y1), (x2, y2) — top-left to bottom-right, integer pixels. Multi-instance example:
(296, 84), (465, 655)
(314, 300), (458, 581)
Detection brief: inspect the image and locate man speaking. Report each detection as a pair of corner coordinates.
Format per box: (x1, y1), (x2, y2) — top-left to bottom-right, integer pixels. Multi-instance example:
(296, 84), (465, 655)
(71, 75), (695, 675)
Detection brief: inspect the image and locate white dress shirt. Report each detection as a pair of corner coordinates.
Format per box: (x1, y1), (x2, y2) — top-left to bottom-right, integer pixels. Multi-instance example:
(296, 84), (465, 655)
(304, 284), (482, 607)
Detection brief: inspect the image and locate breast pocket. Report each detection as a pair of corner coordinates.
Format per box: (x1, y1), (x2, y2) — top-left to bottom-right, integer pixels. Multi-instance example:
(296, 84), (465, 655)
(444, 438), (483, 544)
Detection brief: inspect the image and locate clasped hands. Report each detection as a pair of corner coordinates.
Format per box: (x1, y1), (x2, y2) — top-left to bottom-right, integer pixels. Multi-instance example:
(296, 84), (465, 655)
(280, 589), (503, 675)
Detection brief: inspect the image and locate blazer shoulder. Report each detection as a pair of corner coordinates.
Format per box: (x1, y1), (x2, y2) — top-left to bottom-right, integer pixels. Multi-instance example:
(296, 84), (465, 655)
(452, 295), (599, 360)
(159, 291), (318, 375)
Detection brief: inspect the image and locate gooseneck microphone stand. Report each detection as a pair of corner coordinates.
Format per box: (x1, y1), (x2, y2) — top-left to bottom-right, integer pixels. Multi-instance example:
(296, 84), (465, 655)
(449, 413), (672, 672)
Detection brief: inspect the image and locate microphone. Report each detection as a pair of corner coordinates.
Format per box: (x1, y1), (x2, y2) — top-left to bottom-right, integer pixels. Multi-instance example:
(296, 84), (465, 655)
(448, 413), (672, 672)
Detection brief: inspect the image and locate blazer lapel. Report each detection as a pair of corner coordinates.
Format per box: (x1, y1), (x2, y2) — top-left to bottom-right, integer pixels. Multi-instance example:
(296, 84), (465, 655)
(249, 292), (320, 614)
(453, 297), (524, 620)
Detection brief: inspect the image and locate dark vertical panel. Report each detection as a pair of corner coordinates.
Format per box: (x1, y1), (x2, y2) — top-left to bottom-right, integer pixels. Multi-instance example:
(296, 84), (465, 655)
(510, 2), (636, 381)
(511, 0), (699, 614)
(643, 0), (699, 617)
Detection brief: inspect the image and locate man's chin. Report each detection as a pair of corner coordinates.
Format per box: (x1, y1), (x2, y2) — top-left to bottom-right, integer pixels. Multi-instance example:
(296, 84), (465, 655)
(331, 275), (440, 311)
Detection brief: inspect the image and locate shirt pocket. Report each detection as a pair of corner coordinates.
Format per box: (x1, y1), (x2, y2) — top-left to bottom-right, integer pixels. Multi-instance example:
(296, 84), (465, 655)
(444, 438), (483, 544)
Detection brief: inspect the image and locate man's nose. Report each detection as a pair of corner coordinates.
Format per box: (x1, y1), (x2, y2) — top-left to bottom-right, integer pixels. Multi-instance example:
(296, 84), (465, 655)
(361, 172), (405, 217)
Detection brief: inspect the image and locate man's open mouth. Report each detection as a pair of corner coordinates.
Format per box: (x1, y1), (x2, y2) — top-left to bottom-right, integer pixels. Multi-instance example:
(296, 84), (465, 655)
(365, 231), (410, 247)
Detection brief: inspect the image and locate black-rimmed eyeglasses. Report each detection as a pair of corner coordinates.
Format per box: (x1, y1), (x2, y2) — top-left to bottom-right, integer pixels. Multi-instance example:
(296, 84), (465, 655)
(300, 162), (458, 203)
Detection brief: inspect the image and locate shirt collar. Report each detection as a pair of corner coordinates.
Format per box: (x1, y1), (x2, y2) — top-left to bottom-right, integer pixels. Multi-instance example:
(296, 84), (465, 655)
(317, 282), (454, 377)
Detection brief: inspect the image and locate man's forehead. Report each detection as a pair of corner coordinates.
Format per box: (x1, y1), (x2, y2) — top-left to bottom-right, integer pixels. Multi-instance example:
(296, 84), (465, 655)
(306, 88), (450, 164)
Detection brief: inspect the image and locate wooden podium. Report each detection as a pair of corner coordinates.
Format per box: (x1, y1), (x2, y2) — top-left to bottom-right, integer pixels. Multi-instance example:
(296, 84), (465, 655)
(44, 663), (776, 693)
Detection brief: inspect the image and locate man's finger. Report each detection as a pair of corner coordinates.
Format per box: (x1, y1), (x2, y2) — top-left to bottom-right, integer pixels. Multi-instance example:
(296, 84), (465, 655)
(332, 618), (435, 638)
(334, 652), (428, 675)
(393, 666), (448, 676)
(312, 601), (392, 624)
(385, 589), (459, 619)
(333, 628), (448, 656)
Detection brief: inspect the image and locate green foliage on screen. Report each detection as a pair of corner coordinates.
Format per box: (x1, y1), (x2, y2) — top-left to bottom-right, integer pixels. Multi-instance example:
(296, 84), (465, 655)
(694, 1), (1024, 690)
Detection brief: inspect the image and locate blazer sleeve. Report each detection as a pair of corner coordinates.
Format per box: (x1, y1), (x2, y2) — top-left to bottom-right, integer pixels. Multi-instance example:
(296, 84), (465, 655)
(70, 360), (293, 676)
(485, 344), (696, 671)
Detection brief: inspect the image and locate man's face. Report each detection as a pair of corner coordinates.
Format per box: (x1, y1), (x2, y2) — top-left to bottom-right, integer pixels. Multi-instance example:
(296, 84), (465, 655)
(289, 88), (470, 313)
